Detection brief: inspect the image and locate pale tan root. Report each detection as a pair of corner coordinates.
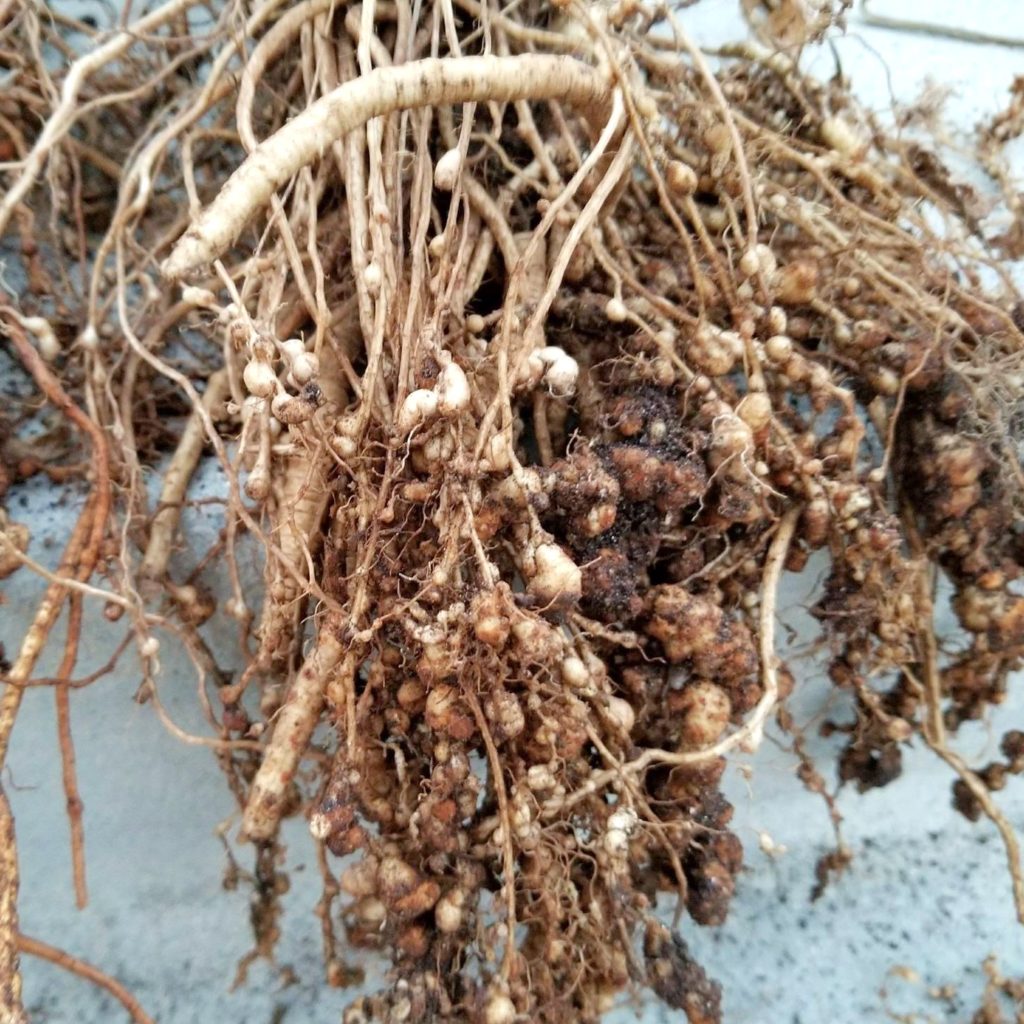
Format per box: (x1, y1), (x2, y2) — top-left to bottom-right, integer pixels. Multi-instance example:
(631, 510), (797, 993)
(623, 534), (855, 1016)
(252, 305), (352, 666)
(256, 450), (332, 666)
(236, 0), (339, 153)
(241, 623), (345, 841)
(15, 935), (153, 1024)
(0, 788), (25, 1024)
(140, 370), (230, 580)
(163, 54), (611, 277)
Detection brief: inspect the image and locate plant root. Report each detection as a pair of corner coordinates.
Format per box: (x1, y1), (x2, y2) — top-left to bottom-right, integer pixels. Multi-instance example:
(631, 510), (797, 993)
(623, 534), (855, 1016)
(3, 2), (1024, 1021)
(163, 54), (612, 277)
(15, 934), (153, 1024)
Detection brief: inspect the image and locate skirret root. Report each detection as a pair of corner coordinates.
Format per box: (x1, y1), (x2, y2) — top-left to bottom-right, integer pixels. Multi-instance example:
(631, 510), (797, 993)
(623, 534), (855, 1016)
(162, 54), (613, 278)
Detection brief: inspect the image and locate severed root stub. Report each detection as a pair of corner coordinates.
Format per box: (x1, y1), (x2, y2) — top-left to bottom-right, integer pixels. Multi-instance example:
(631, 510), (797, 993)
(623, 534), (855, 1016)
(3, 0), (1024, 1021)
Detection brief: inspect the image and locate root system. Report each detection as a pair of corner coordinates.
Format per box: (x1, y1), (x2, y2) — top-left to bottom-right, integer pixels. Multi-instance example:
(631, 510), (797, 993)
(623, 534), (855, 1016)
(1, 0), (1023, 1021)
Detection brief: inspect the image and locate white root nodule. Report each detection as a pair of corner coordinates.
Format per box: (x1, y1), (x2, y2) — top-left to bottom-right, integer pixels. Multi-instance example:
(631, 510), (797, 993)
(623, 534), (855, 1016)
(162, 55), (611, 278)
(437, 361), (471, 416)
(527, 541), (582, 607)
(433, 147), (463, 191)
(397, 388), (440, 435)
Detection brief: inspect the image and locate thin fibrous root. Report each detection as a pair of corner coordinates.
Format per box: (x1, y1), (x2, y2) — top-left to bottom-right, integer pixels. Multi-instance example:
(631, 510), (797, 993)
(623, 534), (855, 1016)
(905, 507), (1024, 924)
(15, 933), (154, 1024)
(236, 0), (340, 153)
(0, 311), (111, 767)
(162, 54), (612, 278)
(0, 0), (204, 240)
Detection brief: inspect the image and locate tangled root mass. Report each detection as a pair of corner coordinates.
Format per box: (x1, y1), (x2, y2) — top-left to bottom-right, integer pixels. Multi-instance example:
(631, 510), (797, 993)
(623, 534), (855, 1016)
(1, 1), (1023, 1021)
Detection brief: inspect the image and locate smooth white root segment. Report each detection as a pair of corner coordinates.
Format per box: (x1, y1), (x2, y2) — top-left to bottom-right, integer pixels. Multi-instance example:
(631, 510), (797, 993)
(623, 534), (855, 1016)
(241, 625), (345, 841)
(162, 54), (611, 278)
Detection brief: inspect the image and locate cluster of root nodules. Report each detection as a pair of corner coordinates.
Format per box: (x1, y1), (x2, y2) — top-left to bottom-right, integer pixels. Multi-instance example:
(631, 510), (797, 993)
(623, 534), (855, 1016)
(4, 0), (1024, 1021)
